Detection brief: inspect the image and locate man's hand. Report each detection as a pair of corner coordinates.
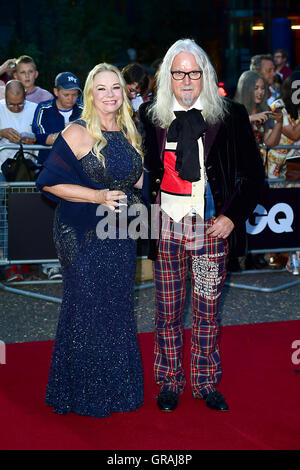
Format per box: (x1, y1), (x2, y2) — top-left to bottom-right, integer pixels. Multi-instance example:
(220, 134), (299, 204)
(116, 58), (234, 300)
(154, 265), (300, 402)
(206, 215), (234, 239)
(0, 127), (21, 143)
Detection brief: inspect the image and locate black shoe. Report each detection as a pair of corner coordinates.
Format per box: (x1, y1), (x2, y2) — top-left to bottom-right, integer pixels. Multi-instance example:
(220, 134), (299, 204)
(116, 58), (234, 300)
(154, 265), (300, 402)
(157, 391), (179, 412)
(205, 391), (229, 411)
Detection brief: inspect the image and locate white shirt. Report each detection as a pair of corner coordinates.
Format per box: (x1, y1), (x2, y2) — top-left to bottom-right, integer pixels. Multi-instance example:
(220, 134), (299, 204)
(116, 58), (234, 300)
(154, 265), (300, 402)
(161, 97), (206, 222)
(0, 99), (37, 167)
(58, 108), (73, 125)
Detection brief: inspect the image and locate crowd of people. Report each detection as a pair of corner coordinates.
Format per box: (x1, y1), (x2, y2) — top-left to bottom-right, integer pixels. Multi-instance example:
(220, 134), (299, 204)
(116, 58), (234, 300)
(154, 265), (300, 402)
(0, 40), (299, 419)
(233, 52), (300, 273)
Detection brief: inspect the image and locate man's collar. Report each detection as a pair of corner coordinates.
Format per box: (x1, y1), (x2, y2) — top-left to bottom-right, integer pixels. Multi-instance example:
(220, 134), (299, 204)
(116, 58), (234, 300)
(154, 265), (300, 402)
(172, 96), (204, 112)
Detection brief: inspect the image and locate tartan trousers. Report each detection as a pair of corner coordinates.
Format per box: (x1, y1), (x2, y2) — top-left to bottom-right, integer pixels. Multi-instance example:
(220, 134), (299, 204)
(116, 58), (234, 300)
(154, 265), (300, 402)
(154, 214), (228, 399)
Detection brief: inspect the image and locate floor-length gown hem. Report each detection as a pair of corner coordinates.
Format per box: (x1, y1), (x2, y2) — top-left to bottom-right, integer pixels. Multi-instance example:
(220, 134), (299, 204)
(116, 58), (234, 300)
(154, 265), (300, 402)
(46, 398), (144, 419)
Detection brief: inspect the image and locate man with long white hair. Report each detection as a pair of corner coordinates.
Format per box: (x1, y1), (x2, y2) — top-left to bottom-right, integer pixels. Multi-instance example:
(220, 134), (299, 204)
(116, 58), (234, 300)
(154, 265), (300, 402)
(139, 39), (265, 412)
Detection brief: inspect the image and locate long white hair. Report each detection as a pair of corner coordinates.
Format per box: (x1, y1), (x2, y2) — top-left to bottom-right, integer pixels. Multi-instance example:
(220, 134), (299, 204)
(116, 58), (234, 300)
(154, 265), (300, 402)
(148, 38), (228, 128)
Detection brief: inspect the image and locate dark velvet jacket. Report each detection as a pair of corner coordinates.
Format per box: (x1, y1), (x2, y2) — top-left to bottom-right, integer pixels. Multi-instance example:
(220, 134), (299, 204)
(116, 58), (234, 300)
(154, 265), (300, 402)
(138, 98), (265, 259)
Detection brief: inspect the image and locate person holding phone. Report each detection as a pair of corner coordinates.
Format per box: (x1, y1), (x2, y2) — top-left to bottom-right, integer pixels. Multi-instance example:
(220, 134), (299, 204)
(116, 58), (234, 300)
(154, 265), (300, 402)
(267, 71), (300, 180)
(0, 80), (38, 281)
(0, 80), (37, 150)
(234, 70), (283, 163)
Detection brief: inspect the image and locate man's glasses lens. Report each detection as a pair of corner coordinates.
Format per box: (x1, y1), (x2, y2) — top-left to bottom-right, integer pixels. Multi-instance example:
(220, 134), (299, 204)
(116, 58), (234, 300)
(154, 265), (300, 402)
(171, 70), (203, 80)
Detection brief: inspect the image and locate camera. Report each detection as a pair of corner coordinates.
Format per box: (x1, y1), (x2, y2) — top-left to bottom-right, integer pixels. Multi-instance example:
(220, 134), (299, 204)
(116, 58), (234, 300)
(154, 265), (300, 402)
(275, 99), (284, 109)
(270, 99), (284, 112)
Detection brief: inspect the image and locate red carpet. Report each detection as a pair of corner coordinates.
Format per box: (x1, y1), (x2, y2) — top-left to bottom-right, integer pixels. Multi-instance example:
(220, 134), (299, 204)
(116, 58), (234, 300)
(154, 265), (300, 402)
(1, 321), (300, 450)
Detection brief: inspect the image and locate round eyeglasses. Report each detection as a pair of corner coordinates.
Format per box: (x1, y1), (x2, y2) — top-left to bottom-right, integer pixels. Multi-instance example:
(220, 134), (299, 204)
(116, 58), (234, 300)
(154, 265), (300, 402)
(171, 70), (203, 80)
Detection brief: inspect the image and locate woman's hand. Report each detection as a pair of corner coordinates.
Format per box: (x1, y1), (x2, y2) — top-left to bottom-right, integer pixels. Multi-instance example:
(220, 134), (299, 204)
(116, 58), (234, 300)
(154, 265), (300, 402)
(269, 109), (283, 123)
(96, 189), (127, 212)
(249, 111), (271, 123)
(42, 184), (127, 208)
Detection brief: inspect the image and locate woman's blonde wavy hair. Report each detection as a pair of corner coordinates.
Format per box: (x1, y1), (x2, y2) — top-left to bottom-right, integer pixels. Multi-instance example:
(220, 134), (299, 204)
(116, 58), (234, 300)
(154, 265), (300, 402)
(81, 63), (143, 166)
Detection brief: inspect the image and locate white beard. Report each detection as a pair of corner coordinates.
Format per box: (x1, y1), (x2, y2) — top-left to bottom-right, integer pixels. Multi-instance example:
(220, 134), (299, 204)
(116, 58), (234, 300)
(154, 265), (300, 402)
(181, 92), (196, 107)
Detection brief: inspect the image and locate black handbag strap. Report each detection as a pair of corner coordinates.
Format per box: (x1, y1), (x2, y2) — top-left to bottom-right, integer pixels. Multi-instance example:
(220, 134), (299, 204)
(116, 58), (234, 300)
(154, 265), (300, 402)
(15, 143), (38, 161)
(14, 143), (24, 160)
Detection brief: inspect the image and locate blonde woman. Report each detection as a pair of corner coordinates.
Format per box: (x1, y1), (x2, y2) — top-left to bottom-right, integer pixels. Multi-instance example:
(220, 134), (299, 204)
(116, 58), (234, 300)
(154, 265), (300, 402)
(36, 63), (144, 418)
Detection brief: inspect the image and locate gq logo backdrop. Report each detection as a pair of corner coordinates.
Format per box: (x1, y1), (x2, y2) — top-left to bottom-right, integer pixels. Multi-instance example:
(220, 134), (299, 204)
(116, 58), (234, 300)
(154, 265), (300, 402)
(246, 188), (300, 251)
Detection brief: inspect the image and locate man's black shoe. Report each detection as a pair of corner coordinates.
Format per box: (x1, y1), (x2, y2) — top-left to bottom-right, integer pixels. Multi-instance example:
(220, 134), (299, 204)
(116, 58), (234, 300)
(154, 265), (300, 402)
(157, 391), (179, 412)
(205, 391), (229, 411)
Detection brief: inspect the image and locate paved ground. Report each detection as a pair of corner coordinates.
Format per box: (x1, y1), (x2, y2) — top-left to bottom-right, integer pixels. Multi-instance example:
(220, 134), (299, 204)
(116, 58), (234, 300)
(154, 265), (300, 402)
(1, 267), (300, 344)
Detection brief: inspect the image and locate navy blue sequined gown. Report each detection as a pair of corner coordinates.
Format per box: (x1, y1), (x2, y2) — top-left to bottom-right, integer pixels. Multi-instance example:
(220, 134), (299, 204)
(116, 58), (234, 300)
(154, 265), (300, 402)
(45, 128), (144, 418)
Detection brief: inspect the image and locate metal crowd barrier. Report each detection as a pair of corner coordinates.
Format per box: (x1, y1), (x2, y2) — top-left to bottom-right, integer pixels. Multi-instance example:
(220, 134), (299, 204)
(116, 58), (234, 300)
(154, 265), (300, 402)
(0, 144), (64, 302)
(0, 143), (52, 153)
(261, 143), (300, 153)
